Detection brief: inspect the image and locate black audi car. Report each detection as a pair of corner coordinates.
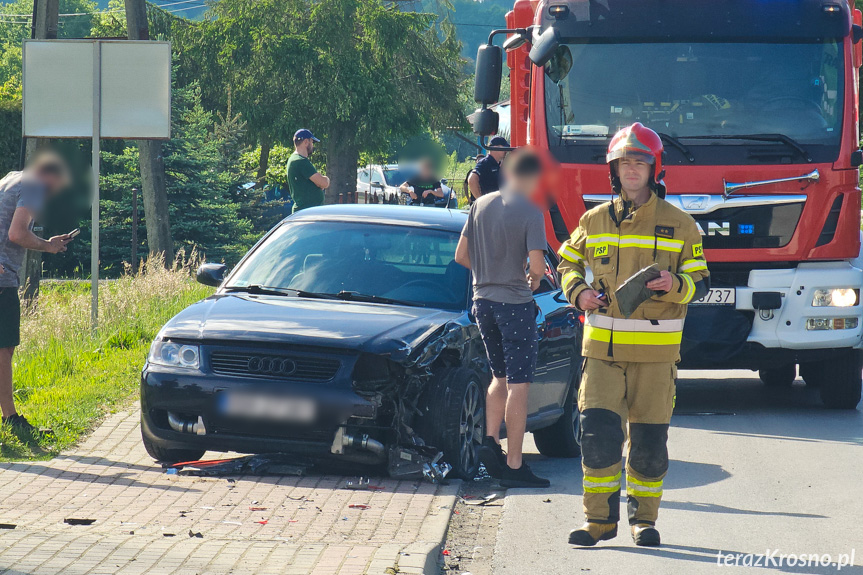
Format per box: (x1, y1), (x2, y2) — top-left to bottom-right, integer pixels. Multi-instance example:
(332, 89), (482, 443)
(141, 205), (582, 479)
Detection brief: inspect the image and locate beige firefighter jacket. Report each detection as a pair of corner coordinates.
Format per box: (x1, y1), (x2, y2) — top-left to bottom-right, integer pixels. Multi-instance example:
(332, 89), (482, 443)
(557, 191), (709, 363)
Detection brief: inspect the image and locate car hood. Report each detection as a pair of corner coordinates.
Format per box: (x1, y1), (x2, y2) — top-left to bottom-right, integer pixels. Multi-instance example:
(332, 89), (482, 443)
(159, 294), (465, 358)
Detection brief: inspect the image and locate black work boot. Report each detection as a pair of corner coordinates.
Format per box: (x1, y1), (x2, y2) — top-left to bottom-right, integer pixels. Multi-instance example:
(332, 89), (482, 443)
(631, 523), (661, 547)
(500, 462), (550, 488)
(477, 436), (506, 478)
(569, 522), (618, 546)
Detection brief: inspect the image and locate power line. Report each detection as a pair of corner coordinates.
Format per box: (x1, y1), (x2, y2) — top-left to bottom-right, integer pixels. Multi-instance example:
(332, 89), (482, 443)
(0, 0), (206, 18)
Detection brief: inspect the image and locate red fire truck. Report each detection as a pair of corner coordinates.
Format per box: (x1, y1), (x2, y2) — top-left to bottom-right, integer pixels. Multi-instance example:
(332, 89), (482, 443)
(472, 0), (863, 408)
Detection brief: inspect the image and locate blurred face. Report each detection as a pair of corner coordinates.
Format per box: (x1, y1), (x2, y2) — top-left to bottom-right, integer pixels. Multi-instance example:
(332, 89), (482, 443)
(490, 150), (507, 162)
(617, 155), (653, 193)
(508, 172), (541, 198)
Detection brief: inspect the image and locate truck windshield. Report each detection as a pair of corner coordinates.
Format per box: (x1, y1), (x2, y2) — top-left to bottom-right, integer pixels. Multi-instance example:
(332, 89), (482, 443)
(545, 41), (843, 163)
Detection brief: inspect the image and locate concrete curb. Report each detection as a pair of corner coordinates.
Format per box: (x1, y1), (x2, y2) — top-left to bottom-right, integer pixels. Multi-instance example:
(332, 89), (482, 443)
(385, 479), (461, 575)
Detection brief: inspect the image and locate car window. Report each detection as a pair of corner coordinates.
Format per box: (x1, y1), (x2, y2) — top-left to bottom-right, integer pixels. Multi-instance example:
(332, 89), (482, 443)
(370, 171), (385, 185)
(226, 221), (469, 311)
(383, 168), (409, 187)
(358, 170), (370, 184)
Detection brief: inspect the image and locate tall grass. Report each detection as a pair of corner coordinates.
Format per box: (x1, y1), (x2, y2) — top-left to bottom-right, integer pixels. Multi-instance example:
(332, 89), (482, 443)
(2, 253), (213, 460)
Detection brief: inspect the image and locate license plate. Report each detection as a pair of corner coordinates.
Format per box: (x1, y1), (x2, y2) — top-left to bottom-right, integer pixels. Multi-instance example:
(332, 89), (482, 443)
(219, 392), (316, 423)
(692, 288), (735, 306)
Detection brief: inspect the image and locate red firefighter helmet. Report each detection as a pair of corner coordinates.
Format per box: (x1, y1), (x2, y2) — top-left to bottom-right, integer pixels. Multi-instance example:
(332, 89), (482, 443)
(606, 123), (664, 184)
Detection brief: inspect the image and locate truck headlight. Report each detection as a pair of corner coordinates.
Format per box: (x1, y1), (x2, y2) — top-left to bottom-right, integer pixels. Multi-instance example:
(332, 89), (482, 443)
(148, 340), (200, 369)
(811, 288), (859, 307)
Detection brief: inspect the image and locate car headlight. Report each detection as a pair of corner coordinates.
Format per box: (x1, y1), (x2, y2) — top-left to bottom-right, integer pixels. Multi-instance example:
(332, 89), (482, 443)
(812, 288), (859, 307)
(148, 340), (200, 369)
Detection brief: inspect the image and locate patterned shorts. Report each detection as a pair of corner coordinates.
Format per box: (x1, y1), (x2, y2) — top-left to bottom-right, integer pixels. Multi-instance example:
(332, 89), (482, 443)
(473, 298), (538, 384)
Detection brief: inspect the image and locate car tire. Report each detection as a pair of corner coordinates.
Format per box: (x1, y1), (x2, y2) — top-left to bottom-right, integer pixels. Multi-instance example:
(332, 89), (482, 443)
(798, 362), (821, 387)
(759, 364), (796, 387)
(804, 350), (863, 409)
(142, 431), (206, 463)
(416, 367), (485, 480)
(533, 359), (582, 459)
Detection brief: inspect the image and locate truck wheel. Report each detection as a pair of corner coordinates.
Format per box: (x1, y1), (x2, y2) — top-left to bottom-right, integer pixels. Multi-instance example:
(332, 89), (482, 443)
(759, 364), (796, 387)
(798, 362), (821, 387)
(810, 350), (863, 409)
(417, 367), (485, 480)
(533, 360), (582, 459)
(142, 431), (205, 463)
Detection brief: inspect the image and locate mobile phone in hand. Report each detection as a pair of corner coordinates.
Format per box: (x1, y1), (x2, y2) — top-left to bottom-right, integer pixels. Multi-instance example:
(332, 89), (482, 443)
(68, 228), (80, 239)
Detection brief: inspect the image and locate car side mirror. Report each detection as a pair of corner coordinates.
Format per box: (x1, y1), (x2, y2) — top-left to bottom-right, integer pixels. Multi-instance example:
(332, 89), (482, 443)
(197, 263), (227, 287)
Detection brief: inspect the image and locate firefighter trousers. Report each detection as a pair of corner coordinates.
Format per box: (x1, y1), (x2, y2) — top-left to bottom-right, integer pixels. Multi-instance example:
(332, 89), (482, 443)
(577, 358), (676, 526)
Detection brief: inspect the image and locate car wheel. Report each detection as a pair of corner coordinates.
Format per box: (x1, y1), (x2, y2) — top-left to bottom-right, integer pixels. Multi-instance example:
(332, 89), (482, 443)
(804, 350), (863, 409)
(417, 367), (485, 480)
(142, 431), (205, 463)
(759, 364), (796, 387)
(533, 359), (582, 458)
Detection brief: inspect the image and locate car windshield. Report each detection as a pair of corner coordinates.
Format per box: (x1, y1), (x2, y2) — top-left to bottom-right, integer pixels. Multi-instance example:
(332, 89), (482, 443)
(225, 221), (469, 311)
(545, 41), (843, 152)
(383, 168), (409, 187)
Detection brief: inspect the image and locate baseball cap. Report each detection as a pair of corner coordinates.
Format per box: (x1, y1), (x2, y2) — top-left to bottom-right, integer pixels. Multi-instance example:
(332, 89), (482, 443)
(489, 136), (509, 147)
(294, 129), (320, 142)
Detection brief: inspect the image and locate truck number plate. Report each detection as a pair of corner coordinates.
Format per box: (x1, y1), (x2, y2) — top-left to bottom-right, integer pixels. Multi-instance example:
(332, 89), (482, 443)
(692, 288), (735, 306)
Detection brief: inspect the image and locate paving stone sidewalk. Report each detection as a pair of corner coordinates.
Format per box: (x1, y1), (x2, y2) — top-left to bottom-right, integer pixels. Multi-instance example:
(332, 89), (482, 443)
(0, 405), (457, 575)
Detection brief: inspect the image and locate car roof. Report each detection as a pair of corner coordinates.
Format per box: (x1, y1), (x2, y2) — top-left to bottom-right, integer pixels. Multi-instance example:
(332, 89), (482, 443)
(285, 204), (468, 232)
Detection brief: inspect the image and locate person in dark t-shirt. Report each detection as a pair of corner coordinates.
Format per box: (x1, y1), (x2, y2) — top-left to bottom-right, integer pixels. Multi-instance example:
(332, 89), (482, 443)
(400, 160), (443, 206)
(467, 136), (508, 204)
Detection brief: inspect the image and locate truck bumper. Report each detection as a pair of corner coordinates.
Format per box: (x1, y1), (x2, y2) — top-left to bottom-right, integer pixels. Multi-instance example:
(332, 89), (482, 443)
(680, 261), (863, 369)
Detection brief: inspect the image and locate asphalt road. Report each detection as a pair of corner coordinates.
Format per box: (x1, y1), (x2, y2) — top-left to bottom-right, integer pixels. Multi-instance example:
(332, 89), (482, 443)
(492, 370), (863, 575)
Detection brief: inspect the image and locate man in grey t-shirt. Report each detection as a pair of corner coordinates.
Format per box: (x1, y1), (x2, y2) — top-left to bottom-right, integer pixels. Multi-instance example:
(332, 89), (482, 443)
(455, 149), (549, 489)
(0, 151), (72, 435)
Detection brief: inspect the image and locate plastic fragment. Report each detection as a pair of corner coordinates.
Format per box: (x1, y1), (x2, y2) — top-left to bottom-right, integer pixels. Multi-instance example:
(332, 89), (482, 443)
(256, 520), (268, 525)
(0, 524), (16, 529)
(249, 506), (267, 511)
(163, 533), (175, 537)
(442, 550), (451, 556)
(188, 530), (203, 538)
(64, 518), (96, 526)
(348, 504), (370, 510)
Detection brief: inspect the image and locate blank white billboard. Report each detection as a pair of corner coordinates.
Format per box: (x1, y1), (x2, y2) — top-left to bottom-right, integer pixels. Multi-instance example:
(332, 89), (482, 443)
(22, 40), (171, 139)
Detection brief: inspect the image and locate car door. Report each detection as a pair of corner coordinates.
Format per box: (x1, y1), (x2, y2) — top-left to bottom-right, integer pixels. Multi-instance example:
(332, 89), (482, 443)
(358, 169), (371, 201)
(528, 249), (580, 421)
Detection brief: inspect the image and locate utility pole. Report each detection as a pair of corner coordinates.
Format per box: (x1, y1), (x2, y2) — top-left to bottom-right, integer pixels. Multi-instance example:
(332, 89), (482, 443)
(18, 0), (59, 299)
(131, 187), (138, 269)
(124, 0), (173, 265)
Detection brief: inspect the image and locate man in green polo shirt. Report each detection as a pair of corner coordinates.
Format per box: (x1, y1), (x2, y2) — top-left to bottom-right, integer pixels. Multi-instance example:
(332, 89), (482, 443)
(287, 129), (330, 213)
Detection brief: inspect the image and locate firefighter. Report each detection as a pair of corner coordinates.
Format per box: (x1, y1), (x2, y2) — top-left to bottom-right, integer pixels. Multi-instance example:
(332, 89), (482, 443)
(558, 123), (709, 547)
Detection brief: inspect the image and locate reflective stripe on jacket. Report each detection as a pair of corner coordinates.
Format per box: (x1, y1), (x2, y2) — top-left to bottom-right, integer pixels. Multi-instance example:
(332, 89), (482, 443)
(557, 191), (709, 363)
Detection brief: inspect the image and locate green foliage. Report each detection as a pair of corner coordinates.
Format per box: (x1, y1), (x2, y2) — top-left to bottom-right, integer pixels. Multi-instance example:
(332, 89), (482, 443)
(0, 99), (21, 175)
(0, 258), (213, 460)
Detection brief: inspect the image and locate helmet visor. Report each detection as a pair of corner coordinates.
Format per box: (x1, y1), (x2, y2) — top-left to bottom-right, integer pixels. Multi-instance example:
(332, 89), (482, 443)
(606, 148), (655, 165)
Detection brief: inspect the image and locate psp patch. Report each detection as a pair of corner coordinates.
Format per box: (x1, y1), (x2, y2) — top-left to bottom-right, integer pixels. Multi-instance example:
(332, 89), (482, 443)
(594, 244), (609, 258)
(692, 243), (704, 258)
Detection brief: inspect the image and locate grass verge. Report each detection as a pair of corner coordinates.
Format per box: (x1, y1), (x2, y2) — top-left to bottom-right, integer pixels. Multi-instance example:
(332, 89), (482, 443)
(0, 255), (213, 461)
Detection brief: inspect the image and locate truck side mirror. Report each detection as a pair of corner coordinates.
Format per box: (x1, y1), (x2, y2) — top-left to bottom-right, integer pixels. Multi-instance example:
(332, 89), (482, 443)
(529, 27), (560, 67)
(472, 107), (500, 137)
(197, 263), (227, 287)
(474, 44), (503, 105)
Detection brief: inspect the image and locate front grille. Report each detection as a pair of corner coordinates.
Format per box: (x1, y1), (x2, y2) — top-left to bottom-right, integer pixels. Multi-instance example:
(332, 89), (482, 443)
(210, 352), (340, 382)
(694, 202), (803, 250)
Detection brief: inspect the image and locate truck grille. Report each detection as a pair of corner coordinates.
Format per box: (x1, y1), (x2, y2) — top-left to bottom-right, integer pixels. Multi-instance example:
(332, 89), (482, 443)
(210, 352), (340, 382)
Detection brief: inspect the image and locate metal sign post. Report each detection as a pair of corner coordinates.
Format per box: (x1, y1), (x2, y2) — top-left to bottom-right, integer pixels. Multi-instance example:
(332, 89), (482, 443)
(22, 39), (171, 332)
(91, 41), (101, 331)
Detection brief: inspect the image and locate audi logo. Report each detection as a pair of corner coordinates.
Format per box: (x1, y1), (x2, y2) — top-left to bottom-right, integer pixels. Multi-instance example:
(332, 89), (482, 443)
(247, 356), (298, 376)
